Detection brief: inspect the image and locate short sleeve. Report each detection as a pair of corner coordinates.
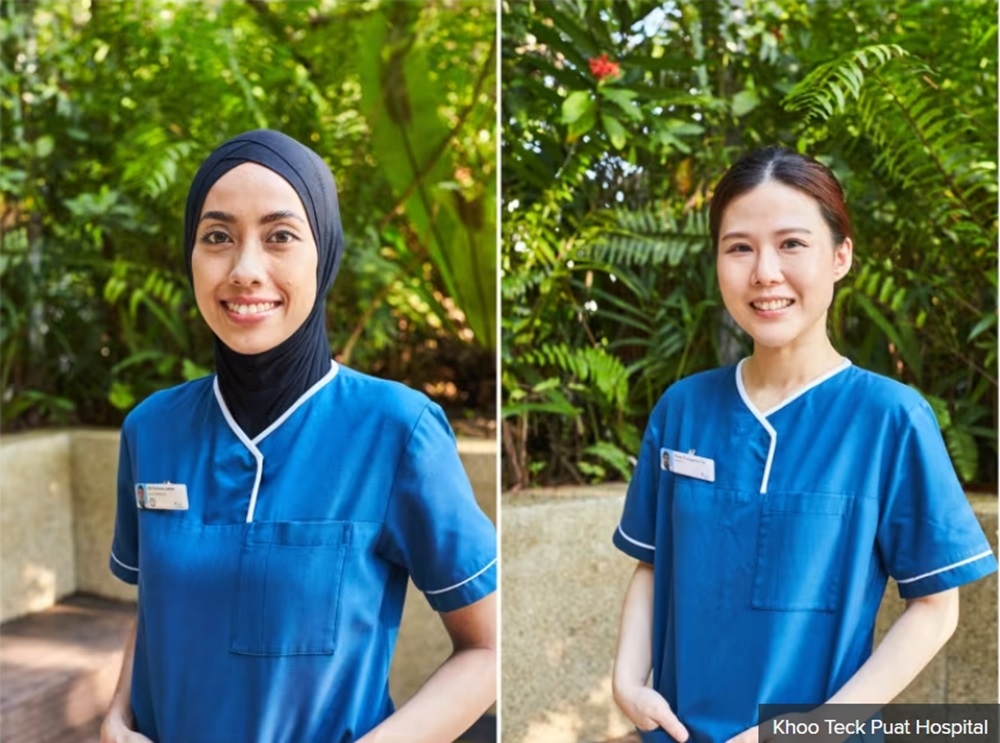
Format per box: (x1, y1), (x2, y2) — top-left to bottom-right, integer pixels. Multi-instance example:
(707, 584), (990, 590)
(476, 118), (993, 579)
(612, 399), (665, 563)
(376, 403), (497, 613)
(109, 426), (140, 584)
(878, 401), (997, 599)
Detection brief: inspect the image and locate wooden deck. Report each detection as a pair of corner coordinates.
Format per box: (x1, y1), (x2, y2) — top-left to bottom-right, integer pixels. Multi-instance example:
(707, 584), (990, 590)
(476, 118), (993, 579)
(1, 594), (135, 743)
(0, 594), (495, 742)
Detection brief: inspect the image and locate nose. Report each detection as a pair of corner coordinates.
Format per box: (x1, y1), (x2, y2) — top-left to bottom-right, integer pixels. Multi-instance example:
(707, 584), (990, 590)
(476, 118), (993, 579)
(229, 239), (265, 286)
(752, 245), (783, 285)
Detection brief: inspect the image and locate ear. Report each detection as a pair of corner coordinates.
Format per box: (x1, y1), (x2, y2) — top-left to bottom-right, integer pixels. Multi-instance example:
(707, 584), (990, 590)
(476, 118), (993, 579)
(833, 238), (853, 282)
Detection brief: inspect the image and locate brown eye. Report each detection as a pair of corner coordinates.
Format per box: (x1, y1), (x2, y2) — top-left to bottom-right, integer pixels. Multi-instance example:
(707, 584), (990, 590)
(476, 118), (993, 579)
(268, 230), (298, 244)
(200, 230), (231, 245)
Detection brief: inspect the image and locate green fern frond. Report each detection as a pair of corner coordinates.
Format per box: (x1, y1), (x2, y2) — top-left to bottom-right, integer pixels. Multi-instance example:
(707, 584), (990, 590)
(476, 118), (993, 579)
(521, 342), (630, 409)
(583, 206), (709, 267)
(582, 441), (634, 480)
(944, 425), (978, 484)
(785, 44), (995, 231)
(121, 126), (196, 199)
(784, 44), (909, 122)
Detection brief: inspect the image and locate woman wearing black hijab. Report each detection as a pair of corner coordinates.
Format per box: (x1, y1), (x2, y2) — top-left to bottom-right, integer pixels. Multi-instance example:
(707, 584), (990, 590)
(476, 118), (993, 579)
(102, 130), (497, 743)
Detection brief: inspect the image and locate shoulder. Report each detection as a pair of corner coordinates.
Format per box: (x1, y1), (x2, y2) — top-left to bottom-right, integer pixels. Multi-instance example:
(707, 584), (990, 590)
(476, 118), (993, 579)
(837, 365), (945, 445)
(651, 365), (735, 414)
(840, 364), (933, 417)
(332, 364), (440, 431)
(122, 376), (215, 434)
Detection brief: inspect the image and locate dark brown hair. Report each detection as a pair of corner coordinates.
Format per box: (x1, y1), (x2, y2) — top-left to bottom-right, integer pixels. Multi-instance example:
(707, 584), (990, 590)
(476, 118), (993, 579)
(709, 146), (852, 248)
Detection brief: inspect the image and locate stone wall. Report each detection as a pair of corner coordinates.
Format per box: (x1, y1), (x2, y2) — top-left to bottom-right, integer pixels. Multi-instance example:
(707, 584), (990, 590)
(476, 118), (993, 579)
(501, 486), (999, 743)
(1, 431), (77, 620)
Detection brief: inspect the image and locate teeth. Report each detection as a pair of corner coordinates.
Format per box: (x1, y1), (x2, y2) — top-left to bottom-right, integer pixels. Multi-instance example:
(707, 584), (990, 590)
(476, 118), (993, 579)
(752, 299), (793, 311)
(226, 302), (277, 315)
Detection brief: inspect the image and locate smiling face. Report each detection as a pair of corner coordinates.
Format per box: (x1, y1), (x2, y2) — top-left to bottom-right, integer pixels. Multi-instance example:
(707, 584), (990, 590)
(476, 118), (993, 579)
(716, 179), (852, 353)
(191, 163), (318, 355)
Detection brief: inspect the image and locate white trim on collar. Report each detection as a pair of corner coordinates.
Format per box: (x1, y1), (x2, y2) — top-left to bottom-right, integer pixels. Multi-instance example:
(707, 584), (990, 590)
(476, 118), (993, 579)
(251, 361), (339, 445)
(734, 357), (851, 494)
(757, 357), (852, 417)
(213, 360), (340, 523)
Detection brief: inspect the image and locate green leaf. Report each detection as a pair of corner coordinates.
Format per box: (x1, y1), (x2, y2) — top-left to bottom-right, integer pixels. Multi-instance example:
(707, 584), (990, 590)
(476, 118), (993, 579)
(731, 89), (760, 117)
(944, 426), (978, 484)
(567, 105), (597, 140)
(108, 381), (136, 411)
(967, 312), (996, 342)
(582, 441), (634, 480)
(182, 359), (211, 381)
(600, 87), (642, 120)
(562, 91), (595, 124)
(921, 392), (952, 430)
(602, 114), (628, 150)
(35, 136), (55, 159)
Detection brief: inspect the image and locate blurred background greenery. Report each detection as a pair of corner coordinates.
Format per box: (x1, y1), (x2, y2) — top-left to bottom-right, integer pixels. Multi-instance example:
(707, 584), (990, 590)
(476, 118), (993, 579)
(2, 0), (496, 433)
(502, 0), (997, 490)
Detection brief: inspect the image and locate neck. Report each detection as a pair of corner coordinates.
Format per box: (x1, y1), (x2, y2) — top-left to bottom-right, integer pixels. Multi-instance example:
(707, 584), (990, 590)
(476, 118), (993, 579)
(215, 307), (332, 438)
(743, 324), (843, 395)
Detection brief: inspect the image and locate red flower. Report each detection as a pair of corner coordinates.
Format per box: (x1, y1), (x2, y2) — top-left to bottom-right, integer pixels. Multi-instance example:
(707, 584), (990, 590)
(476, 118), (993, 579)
(589, 54), (620, 81)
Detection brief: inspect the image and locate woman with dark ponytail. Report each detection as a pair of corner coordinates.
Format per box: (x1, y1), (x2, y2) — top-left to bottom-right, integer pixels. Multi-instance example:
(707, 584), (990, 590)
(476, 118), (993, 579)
(611, 146), (995, 743)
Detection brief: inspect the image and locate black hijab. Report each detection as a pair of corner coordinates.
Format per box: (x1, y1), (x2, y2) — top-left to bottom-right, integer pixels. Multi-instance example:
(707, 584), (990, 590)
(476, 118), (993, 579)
(183, 129), (344, 439)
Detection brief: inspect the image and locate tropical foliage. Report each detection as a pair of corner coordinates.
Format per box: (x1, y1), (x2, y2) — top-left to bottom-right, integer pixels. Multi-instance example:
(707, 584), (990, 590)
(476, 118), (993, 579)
(502, 0), (997, 489)
(2, 0), (496, 430)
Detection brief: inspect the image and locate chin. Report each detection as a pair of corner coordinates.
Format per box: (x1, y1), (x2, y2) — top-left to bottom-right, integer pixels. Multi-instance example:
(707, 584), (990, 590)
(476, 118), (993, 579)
(217, 335), (279, 356)
(744, 329), (804, 350)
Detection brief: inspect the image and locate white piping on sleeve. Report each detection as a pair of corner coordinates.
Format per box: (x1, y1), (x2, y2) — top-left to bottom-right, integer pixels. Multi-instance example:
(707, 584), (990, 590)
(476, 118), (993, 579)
(424, 558), (497, 595)
(896, 550), (994, 585)
(111, 551), (139, 572)
(617, 523), (655, 552)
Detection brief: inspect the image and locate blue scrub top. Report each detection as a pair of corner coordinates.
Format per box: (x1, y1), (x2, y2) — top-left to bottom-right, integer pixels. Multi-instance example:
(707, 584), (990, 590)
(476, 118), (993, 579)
(110, 362), (497, 743)
(613, 359), (996, 743)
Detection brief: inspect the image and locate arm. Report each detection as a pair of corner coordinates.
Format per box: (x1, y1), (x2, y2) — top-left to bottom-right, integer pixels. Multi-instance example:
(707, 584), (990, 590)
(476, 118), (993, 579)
(725, 588), (960, 743)
(827, 588), (958, 703)
(613, 562), (690, 743)
(357, 592), (496, 743)
(100, 621), (153, 743)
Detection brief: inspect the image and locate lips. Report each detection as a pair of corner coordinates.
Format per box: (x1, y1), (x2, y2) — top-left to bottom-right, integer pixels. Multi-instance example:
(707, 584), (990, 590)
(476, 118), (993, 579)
(750, 298), (794, 311)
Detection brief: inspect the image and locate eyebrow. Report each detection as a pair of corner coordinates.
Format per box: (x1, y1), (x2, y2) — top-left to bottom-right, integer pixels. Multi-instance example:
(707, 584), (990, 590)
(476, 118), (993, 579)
(199, 210), (306, 225)
(721, 227), (812, 241)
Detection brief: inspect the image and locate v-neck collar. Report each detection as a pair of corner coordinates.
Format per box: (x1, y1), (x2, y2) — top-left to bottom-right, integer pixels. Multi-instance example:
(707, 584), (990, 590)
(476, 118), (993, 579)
(733, 357), (851, 494)
(735, 356), (852, 420)
(212, 360), (339, 523)
(214, 360), (339, 449)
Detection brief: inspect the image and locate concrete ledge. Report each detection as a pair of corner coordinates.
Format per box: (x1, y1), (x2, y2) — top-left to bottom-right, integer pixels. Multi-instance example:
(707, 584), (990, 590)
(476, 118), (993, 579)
(0, 429), (497, 708)
(501, 486), (999, 743)
(0, 432), (76, 620)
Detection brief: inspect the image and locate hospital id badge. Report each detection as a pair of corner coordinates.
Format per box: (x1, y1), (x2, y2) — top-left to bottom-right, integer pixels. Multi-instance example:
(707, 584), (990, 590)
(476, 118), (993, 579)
(661, 448), (715, 482)
(136, 482), (189, 510)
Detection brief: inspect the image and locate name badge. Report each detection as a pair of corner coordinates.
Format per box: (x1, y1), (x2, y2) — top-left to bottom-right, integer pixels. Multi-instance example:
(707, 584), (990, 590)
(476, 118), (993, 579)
(661, 449), (715, 482)
(136, 483), (189, 511)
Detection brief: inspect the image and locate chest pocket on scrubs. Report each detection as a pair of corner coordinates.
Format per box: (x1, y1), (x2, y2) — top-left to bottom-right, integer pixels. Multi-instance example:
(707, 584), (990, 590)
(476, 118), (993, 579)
(752, 492), (853, 612)
(231, 520), (352, 656)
